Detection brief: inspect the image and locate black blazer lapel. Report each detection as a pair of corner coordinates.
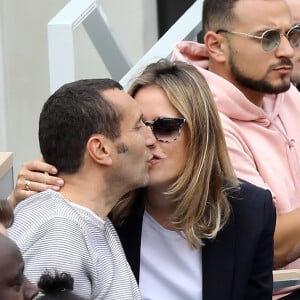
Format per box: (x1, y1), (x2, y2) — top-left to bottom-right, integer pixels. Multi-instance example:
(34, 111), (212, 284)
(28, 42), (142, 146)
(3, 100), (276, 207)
(202, 212), (236, 300)
(115, 203), (144, 283)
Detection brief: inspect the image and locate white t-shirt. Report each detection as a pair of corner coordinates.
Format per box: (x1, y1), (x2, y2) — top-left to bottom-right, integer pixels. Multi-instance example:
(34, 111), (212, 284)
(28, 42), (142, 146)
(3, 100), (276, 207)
(140, 211), (203, 300)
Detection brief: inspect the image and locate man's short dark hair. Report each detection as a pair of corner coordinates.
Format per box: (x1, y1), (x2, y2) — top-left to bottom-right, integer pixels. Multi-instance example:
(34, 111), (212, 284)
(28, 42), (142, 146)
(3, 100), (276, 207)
(39, 79), (123, 174)
(202, 0), (238, 33)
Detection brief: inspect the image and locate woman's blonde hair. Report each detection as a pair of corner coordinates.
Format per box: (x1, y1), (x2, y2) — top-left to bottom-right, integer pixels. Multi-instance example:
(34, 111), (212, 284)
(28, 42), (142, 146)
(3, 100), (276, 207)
(112, 59), (238, 248)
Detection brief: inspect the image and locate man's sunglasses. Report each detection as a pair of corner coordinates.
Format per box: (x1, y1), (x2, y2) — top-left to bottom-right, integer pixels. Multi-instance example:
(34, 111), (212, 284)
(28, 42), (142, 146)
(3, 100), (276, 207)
(143, 117), (186, 143)
(216, 24), (300, 52)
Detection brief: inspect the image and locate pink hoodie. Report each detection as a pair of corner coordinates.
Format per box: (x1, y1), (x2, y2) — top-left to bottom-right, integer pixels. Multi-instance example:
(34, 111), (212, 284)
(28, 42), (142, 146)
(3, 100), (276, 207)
(172, 41), (300, 294)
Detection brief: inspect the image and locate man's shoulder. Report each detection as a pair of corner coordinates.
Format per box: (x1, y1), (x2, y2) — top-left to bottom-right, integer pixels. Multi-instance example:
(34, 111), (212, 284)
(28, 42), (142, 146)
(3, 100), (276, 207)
(15, 189), (62, 209)
(10, 190), (92, 237)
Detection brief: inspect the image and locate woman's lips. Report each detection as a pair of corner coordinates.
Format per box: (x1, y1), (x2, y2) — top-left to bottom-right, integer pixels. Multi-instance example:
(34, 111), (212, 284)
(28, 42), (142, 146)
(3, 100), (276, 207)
(149, 154), (161, 166)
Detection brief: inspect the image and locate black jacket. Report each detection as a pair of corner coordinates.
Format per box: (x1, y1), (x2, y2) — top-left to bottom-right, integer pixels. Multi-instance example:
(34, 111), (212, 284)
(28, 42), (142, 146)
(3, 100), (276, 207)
(116, 180), (276, 300)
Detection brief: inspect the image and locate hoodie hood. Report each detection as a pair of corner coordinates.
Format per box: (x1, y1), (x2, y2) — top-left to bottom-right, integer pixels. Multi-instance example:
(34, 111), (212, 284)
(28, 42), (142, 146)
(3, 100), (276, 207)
(171, 41), (284, 126)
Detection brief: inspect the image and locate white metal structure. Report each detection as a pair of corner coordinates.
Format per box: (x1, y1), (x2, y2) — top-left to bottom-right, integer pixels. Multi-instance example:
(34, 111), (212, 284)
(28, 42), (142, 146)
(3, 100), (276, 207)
(48, 0), (203, 92)
(120, 0), (203, 89)
(48, 0), (132, 93)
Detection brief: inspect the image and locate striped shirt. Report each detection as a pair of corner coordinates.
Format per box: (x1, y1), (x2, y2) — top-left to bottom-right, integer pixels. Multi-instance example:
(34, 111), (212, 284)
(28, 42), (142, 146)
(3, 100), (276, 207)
(9, 190), (141, 300)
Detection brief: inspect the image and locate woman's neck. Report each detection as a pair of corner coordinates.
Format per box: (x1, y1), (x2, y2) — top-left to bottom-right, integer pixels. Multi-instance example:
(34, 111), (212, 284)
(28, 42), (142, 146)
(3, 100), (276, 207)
(144, 188), (177, 230)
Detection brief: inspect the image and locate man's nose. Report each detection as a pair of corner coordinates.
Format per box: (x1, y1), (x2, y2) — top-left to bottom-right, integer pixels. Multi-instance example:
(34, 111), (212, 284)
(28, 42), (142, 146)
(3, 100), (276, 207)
(275, 35), (295, 58)
(145, 124), (157, 146)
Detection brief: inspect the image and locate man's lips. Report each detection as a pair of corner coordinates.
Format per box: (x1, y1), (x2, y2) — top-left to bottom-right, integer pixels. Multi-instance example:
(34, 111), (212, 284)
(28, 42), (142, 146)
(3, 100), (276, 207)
(273, 65), (292, 74)
(272, 58), (293, 73)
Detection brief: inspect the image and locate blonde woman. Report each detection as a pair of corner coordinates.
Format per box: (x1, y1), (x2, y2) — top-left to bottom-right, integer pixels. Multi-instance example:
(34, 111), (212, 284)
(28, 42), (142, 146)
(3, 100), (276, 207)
(11, 60), (275, 300)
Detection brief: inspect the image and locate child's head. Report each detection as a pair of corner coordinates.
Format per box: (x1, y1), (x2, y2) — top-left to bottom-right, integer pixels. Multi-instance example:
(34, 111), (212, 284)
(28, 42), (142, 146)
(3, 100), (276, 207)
(0, 199), (14, 236)
(0, 234), (38, 299)
(37, 271), (83, 299)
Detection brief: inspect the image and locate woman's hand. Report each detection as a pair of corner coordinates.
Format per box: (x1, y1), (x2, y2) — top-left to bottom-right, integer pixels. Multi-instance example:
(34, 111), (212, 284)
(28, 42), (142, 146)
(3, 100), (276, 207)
(8, 158), (64, 207)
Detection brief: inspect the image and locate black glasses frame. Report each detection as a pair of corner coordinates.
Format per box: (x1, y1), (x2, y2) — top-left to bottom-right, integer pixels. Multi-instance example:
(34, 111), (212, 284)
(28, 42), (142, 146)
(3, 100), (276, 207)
(143, 117), (186, 143)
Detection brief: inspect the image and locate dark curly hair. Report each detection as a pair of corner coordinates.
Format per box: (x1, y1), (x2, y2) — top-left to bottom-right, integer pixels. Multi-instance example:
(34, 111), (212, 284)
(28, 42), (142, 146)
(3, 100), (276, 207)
(37, 271), (84, 300)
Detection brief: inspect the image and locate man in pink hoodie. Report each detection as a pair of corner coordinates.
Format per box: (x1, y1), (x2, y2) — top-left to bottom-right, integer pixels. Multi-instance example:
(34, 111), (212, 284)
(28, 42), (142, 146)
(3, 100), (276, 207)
(172, 0), (300, 299)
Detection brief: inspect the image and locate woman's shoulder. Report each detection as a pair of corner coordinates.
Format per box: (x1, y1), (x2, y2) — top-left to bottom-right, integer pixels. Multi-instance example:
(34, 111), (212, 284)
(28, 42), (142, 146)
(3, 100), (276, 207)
(227, 179), (275, 223)
(229, 179), (272, 204)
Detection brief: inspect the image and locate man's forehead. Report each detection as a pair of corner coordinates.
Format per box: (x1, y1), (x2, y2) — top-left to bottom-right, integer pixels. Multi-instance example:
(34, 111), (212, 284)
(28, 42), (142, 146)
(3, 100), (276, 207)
(102, 88), (141, 122)
(286, 0), (300, 23)
(102, 88), (134, 106)
(234, 0), (289, 13)
(233, 0), (291, 28)
(238, 0), (287, 3)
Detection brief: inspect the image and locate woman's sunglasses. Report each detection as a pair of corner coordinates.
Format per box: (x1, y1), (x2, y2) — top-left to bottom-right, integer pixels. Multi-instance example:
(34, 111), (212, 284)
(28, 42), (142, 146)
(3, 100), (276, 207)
(216, 24), (300, 52)
(143, 117), (186, 143)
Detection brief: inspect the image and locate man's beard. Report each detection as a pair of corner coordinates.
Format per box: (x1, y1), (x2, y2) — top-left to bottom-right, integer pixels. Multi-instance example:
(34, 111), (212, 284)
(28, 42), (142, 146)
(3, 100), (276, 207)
(228, 51), (292, 94)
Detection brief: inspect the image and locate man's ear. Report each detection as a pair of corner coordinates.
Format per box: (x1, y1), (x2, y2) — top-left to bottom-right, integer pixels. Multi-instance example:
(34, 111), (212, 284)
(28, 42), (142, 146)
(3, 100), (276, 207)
(86, 134), (113, 166)
(204, 31), (227, 63)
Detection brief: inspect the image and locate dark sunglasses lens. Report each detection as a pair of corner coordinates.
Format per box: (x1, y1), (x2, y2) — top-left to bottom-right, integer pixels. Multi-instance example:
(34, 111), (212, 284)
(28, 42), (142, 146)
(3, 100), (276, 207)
(288, 26), (300, 48)
(153, 119), (181, 142)
(262, 30), (280, 51)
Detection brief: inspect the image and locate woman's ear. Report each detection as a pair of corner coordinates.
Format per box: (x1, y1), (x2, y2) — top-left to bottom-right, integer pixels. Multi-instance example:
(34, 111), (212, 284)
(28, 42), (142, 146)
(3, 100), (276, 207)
(204, 31), (227, 63)
(86, 134), (113, 166)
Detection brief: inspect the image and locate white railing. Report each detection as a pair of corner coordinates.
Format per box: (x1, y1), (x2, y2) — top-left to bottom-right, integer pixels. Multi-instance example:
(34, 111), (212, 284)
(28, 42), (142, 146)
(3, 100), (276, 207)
(120, 0), (203, 89)
(48, 0), (203, 92)
(48, 0), (132, 93)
